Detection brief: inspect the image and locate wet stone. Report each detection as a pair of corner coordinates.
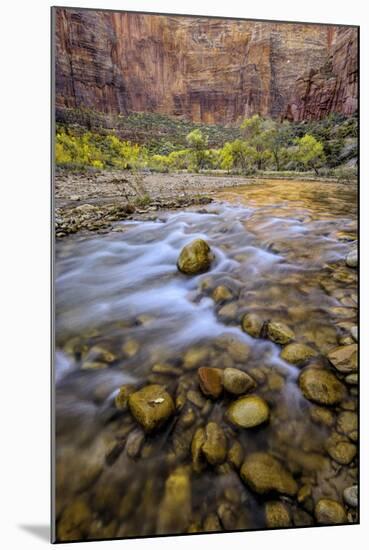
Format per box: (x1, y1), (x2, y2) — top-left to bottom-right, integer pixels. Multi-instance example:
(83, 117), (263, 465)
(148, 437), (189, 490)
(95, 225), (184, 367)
(198, 367), (223, 398)
(345, 249), (358, 268)
(343, 485), (358, 508)
(241, 313), (264, 338)
(299, 367), (346, 405)
(126, 429), (145, 458)
(227, 440), (244, 469)
(240, 452), (297, 496)
(203, 513), (222, 532)
(315, 498), (347, 525)
(115, 384), (135, 411)
(327, 344), (357, 373)
(177, 239), (214, 275)
(337, 411), (358, 438)
(267, 321), (295, 345)
(227, 395), (269, 428)
(309, 406), (335, 427)
(202, 422), (227, 465)
(191, 427), (206, 473)
(223, 367), (256, 395)
(183, 347), (209, 370)
(157, 466), (192, 534)
(128, 385), (175, 432)
(280, 343), (317, 366)
(212, 285), (233, 303)
(218, 302), (238, 320)
(265, 501), (291, 528)
(326, 433), (357, 465)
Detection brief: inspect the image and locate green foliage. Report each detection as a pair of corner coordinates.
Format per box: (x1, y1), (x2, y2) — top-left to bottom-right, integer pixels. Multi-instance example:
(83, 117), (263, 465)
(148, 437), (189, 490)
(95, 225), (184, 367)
(219, 140), (257, 172)
(56, 112), (356, 177)
(55, 129), (148, 170)
(186, 129), (209, 171)
(294, 134), (326, 174)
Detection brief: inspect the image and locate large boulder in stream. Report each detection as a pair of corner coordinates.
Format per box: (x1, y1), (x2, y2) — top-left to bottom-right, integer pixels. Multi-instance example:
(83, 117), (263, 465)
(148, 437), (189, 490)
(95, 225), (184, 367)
(177, 239), (214, 275)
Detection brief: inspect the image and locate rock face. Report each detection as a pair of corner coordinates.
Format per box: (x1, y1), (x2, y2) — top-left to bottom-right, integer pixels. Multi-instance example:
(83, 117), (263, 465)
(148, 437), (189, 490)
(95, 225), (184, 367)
(286, 28), (358, 121)
(54, 8), (358, 124)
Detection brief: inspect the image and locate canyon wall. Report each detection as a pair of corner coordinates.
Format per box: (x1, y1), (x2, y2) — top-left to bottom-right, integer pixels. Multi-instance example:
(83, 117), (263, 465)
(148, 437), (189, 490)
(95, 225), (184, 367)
(54, 8), (358, 124)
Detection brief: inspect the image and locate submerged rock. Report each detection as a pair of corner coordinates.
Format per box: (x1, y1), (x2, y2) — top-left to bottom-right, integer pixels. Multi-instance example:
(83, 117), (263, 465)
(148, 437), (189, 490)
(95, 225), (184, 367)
(267, 321), (295, 345)
(115, 384), (135, 411)
(157, 466), (192, 534)
(226, 338), (250, 362)
(128, 385), (174, 432)
(202, 422), (227, 465)
(191, 427), (206, 473)
(315, 498), (347, 524)
(299, 368), (346, 405)
(325, 433), (357, 465)
(240, 452), (297, 496)
(223, 368), (256, 395)
(227, 441), (244, 469)
(183, 347), (209, 370)
(265, 501), (291, 528)
(212, 285), (233, 303)
(241, 313), (264, 338)
(280, 343), (316, 365)
(309, 406), (335, 427)
(343, 485), (358, 508)
(198, 367), (223, 398)
(346, 249), (358, 268)
(177, 239), (214, 275)
(227, 395), (269, 428)
(327, 344), (357, 373)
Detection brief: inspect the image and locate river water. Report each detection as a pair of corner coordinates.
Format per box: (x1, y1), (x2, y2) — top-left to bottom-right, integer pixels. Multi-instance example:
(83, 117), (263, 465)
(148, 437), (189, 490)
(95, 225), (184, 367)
(54, 180), (358, 540)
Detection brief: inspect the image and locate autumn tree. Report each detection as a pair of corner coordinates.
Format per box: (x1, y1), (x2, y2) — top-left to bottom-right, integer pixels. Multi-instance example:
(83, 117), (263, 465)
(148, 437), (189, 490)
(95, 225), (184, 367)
(295, 134), (326, 174)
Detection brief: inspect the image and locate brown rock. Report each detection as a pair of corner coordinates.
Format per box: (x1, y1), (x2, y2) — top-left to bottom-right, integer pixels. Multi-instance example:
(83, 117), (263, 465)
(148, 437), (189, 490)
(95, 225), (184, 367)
(299, 367), (346, 405)
(241, 452), (297, 496)
(198, 367), (223, 398)
(223, 367), (256, 395)
(157, 467), (192, 534)
(128, 385), (175, 432)
(227, 395), (269, 428)
(315, 498), (347, 525)
(265, 501), (291, 528)
(327, 344), (357, 373)
(267, 321), (295, 345)
(212, 285), (233, 303)
(280, 343), (317, 365)
(241, 313), (264, 338)
(202, 422), (227, 465)
(177, 239), (214, 275)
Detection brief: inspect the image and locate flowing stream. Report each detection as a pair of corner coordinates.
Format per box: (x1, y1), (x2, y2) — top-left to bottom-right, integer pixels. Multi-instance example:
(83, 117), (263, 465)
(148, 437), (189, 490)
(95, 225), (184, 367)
(54, 180), (357, 540)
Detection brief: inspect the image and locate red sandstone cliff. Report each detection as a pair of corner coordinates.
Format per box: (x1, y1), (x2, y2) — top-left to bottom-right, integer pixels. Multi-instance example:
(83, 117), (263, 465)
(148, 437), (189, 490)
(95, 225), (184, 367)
(54, 8), (358, 124)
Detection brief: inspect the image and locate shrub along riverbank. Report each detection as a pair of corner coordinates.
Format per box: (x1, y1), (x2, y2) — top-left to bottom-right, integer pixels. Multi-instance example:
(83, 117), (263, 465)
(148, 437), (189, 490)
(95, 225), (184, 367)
(55, 111), (357, 181)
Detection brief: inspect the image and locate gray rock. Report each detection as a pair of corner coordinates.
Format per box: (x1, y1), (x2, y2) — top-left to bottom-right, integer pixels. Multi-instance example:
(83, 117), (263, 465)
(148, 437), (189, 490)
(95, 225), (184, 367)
(343, 485), (358, 508)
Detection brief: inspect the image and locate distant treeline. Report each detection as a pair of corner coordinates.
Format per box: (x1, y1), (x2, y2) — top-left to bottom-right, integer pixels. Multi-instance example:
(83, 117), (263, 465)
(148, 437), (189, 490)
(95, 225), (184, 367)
(55, 111), (357, 177)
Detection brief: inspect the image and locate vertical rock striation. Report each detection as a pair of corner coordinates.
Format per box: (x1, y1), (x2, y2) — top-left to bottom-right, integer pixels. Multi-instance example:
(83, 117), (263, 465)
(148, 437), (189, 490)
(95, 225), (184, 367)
(54, 8), (358, 123)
